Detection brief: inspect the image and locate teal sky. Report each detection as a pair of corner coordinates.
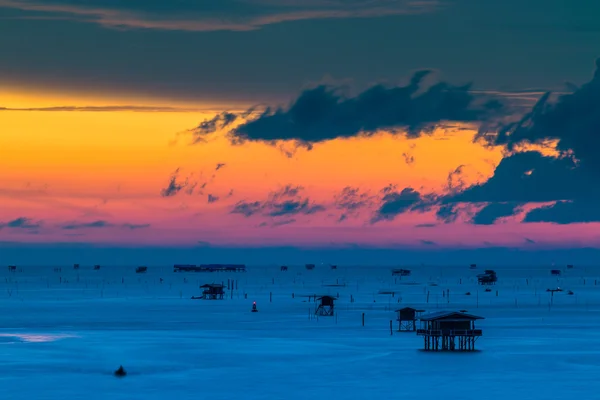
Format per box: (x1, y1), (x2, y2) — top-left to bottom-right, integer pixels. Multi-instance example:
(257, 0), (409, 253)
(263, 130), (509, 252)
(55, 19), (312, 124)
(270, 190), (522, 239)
(1, 0), (599, 104)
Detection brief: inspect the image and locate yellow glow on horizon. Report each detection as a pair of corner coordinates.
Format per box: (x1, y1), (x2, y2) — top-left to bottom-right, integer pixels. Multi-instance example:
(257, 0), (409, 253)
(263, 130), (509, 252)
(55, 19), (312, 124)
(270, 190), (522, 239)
(0, 87), (246, 110)
(0, 88), (507, 235)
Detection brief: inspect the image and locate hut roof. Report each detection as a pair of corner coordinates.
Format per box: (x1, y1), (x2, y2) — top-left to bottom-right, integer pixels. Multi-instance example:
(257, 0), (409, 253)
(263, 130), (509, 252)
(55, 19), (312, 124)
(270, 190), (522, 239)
(200, 283), (225, 288)
(420, 311), (484, 322)
(316, 295), (337, 300)
(395, 307), (425, 312)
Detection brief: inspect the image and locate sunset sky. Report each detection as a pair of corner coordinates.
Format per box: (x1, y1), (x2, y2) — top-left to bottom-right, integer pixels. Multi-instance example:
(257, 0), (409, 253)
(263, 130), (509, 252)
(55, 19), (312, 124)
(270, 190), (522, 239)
(1, 0), (600, 264)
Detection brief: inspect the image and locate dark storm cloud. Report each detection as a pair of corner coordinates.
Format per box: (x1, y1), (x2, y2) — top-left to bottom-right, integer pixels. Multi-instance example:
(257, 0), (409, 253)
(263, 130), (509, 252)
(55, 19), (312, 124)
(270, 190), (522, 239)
(409, 59), (600, 225)
(0, 0), (441, 32)
(371, 186), (436, 223)
(447, 152), (584, 204)
(231, 185), (325, 221)
(227, 71), (504, 147)
(445, 59), (600, 224)
(470, 202), (523, 225)
(482, 59), (600, 174)
(523, 201), (600, 224)
(420, 239), (437, 246)
(59, 220), (151, 230)
(0, 217), (42, 229)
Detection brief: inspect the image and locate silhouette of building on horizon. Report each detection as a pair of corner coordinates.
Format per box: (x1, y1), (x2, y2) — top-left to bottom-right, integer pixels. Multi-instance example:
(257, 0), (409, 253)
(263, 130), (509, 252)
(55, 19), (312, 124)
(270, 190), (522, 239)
(396, 307), (424, 331)
(417, 311), (484, 351)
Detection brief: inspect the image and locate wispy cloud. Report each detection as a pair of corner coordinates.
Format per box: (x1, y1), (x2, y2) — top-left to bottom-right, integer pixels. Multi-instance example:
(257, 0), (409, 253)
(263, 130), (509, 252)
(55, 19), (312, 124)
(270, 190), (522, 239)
(0, 0), (441, 32)
(0, 105), (217, 113)
(59, 220), (151, 230)
(0, 217), (42, 230)
(231, 185), (325, 222)
(160, 165), (227, 198)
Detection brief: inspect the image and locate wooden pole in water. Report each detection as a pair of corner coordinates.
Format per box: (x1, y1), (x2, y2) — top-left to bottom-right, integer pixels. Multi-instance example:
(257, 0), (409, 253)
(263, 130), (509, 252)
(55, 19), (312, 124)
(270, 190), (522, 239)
(362, 313), (365, 326)
(270, 292), (272, 302)
(390, 320), (393, 335)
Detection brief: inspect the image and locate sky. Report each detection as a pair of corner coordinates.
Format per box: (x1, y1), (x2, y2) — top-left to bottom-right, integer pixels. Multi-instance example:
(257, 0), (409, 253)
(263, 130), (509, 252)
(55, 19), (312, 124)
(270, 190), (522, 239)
(1, 0), (600, 265)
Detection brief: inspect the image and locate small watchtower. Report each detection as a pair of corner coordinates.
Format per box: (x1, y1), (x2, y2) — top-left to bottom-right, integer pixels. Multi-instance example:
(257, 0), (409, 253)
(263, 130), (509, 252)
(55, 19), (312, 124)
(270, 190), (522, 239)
(200, 284), (225, 300)
(315, 295), (336, 316)
(396, 307), (424, 331)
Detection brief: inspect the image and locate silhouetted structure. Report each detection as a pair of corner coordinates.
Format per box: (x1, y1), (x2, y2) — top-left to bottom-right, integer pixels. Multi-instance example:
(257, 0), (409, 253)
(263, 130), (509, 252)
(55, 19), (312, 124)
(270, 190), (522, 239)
(93, 265), (101, 270)
(392, 268), (411, 277)
(477, 270), (497, 285)
(200, 284), (225, 300)
(417, 311), (484, 351)
(174, 264), (246, 272)
(396, 307), (424, 331)
(251, 301), (258, 312)
(567, 264), (574, 269)
(280, 266), (288, 271)
(114, 366), (126, 377)
(551, 269), (561, 276)
(330, 264), (337, 270)
(305, 264), (316, 270)
(7, 265), (16, 272)
(73, 264), (80, 270)
(315, 295), (336, 316)
(136, 266), (147, 273)
(470, 264), (477, 269)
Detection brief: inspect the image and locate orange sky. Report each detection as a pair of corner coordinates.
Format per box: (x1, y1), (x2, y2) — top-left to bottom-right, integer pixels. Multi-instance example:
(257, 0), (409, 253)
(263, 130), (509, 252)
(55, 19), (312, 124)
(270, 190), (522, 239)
(1, 88), (597, 248)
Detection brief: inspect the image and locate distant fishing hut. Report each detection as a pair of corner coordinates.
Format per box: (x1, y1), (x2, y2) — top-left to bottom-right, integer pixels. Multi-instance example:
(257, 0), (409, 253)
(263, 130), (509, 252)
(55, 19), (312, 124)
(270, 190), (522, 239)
(417, 311), (484, 351)
(330, 264), (337, 270)
(396, 307), (424, 331)
(7, 265), (16, 272)
(477, 270), (497, 285)
(305, 264), (316, 270)
(94, 265), (101, 270)
(200, 284), (225, 300)
(315, 295), (336, 316)
(280, 266), (288, 271)
(73, 264), (80, 270)
(551, 269), (561, 276)
(136, 266), (148, 273)
(392, 268), (411, 277)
